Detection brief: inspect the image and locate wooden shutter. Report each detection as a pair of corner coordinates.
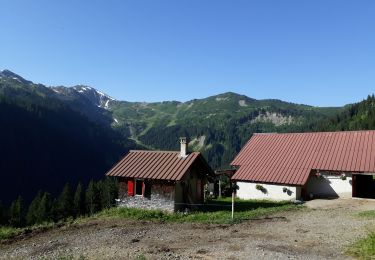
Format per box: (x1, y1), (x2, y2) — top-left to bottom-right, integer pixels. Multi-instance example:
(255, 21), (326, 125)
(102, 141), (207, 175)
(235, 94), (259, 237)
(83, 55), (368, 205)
(128, 180), (134, 196)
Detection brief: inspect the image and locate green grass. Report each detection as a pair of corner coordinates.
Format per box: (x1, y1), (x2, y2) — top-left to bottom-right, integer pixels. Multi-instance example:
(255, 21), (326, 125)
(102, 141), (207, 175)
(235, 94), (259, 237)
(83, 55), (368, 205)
(347, 232), (375, 259)
(134, 255), (147, 260)
(0, 222), (57, 242)
(0, 226), (22, 241)
(95, 198), (301, 224)
(358, 210), (375, 218)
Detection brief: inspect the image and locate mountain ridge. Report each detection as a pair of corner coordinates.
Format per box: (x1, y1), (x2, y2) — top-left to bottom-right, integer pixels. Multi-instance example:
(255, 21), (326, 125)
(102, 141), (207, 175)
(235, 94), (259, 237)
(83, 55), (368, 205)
(0, 69), (344, 170)
(0, 69), (341, 108)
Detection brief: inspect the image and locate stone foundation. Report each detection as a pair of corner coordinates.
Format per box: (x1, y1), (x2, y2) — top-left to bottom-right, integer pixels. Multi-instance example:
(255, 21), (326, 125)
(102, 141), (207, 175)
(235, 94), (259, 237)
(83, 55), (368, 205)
(117, 180), (175, 212)
(118, 194), (174, 212)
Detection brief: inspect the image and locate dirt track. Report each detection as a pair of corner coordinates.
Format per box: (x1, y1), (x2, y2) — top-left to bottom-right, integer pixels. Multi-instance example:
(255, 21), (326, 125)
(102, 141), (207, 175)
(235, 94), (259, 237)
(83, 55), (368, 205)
(1, 198), (375, 260)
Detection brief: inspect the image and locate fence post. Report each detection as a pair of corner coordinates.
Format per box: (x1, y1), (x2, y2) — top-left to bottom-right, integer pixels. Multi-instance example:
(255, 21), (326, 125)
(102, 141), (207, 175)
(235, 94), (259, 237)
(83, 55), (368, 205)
(231, 190), (234, 220)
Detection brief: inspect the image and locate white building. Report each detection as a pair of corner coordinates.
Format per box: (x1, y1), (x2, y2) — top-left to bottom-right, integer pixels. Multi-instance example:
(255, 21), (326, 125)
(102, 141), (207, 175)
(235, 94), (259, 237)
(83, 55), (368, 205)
(231, 131), (375, 201)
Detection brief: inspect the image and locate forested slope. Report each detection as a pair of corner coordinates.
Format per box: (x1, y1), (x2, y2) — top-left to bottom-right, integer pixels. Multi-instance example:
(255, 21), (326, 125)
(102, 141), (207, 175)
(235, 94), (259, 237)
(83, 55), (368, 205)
(0, 76), (136, 205)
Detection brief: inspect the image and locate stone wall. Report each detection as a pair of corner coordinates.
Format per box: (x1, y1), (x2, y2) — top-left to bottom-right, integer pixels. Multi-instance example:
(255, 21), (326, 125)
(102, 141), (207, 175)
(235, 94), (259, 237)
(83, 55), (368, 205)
(117, 181), (175, 212)
(118, 178), (128, 200)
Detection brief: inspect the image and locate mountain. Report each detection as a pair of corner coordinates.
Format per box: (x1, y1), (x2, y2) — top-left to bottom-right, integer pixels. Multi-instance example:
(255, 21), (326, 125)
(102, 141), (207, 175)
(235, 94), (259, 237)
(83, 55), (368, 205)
(0, 69), (32, 85)
(0, 70), (138, 205)
(108, 92), (342, 168)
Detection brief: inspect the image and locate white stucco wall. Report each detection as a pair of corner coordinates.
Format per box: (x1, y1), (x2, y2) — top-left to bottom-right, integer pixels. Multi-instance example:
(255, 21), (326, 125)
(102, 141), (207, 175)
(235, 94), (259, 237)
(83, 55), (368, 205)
(305, 172), (352, 198)
(236, 182), (301, 201)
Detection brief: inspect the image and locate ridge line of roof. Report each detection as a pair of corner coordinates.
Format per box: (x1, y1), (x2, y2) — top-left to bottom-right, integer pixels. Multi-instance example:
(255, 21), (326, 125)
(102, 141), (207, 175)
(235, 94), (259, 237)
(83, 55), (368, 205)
(129, 150), (201, 154)
(253, 130), (375, 136)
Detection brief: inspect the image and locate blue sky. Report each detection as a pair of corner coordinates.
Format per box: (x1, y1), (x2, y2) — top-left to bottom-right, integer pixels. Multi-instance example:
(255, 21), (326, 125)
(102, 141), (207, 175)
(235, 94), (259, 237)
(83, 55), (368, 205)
(1, 0), (374, 106)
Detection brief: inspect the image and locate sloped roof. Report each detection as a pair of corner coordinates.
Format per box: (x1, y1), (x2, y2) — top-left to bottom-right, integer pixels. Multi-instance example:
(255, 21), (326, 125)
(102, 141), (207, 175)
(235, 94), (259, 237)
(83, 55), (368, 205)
(106, 150), (213, 181)
(231, 130), (375, 185)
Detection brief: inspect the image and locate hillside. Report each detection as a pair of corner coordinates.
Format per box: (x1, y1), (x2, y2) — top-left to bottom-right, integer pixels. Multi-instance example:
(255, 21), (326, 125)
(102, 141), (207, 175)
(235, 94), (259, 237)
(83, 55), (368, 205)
(19, 70), (342, 169)
(0, 71), (137, 205)
(109, 92), (341, 168)
(316, 95), (375, 131)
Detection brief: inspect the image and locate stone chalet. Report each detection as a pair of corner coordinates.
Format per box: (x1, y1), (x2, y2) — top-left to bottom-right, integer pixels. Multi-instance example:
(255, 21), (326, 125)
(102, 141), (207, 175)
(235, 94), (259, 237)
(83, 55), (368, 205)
(106, 138), (214, 212)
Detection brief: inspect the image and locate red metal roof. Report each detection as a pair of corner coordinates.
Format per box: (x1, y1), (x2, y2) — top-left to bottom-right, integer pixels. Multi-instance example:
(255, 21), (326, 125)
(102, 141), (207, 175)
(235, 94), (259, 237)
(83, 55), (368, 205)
(231, 130), (375, 185)
(106, 150), (211, 181)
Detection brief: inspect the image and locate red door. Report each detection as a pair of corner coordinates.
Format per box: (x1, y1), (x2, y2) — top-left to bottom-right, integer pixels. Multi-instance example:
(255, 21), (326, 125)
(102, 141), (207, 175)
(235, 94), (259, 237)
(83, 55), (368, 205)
(128, 180), (134, 196)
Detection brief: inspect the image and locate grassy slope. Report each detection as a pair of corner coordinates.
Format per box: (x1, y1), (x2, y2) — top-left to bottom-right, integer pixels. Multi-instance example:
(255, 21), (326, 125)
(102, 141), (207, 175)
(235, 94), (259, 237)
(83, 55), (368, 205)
(112, 93), (340, 134)
(0, 199), (300, 241)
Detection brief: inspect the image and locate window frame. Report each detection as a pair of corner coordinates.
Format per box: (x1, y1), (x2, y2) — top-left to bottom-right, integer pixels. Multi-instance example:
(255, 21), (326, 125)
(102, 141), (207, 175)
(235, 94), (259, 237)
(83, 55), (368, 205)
(135, 179), (144, 196)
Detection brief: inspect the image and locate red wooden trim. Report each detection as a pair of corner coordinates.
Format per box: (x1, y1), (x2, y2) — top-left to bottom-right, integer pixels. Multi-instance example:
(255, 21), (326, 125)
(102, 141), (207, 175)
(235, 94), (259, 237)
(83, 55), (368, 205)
(128, 179), (134, 196)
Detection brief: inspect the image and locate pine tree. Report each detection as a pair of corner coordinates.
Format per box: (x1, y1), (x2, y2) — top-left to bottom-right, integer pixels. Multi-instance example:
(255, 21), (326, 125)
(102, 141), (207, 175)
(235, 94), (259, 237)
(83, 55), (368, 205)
(85, 180), (99, 215)
(73, 182), (85, 217)
(9, 196), (25, 227)
(37, 192), (52, 223)
(100, 179), (110, 210)
(96, 180), (104, 211)
(26, 190), (42, 225)
(100, 178), (118, 209)
(50, 198), (59, 223)
(57, 183), (73, 220)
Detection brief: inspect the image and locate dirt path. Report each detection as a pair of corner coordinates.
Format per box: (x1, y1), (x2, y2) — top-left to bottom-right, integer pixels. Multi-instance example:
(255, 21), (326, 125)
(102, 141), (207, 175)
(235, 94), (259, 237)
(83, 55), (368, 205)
(1, 198), (375, 260)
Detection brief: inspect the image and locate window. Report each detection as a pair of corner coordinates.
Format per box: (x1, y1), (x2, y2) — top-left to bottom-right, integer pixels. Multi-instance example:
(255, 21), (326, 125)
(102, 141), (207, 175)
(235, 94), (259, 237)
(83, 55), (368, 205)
(135, 179), (144, 196)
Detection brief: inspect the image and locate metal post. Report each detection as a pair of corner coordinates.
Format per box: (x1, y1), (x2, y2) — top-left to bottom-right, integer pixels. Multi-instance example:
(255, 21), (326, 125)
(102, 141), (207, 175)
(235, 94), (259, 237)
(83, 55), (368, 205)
(231, 190), (234, 220)
(218, 178), (222, 198)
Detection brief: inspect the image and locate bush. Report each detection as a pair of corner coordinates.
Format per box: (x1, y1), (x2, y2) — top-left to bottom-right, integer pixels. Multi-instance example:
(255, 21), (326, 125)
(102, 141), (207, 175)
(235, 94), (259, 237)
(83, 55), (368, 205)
(0, 226), (21, 240)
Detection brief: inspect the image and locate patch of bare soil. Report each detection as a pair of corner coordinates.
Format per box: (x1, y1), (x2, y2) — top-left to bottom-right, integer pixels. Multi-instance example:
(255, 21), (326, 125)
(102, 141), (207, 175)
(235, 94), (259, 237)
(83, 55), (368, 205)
(1, 199), (375, 260)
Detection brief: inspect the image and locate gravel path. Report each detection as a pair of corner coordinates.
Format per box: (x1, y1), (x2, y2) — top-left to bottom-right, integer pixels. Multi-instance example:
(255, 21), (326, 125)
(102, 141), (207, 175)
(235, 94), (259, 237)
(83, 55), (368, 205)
(1, 198), (375, 260)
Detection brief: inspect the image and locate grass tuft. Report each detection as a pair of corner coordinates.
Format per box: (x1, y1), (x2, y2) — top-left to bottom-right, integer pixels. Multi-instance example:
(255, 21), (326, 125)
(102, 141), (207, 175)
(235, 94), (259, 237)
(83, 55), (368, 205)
(359, 210), (375, 218)
(347, 232), (375, 259)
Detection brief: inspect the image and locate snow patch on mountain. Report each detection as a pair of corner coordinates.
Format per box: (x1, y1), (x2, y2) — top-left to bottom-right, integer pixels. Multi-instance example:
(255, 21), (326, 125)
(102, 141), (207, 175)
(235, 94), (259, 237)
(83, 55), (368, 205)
(73, 85), (116, 110)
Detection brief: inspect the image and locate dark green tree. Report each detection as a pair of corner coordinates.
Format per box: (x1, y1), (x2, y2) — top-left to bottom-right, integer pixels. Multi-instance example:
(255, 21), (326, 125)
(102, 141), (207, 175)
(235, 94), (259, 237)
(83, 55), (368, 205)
(50, 198), (59, 223)
(26, 190), (43, 225)
(9, 196), (25, 227)
(100, 178), (118, 209)
(57, 183), (73, 220)
(36, 192), (52, 223)
(85, 180), (99, 215)
(73, 182), (85, 217)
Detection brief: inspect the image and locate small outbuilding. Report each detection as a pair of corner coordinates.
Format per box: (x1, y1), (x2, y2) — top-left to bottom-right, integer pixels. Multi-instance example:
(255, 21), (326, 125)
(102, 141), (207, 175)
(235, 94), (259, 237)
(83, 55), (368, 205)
(106, 138), (214, 212)
(231, 130), (375, 201)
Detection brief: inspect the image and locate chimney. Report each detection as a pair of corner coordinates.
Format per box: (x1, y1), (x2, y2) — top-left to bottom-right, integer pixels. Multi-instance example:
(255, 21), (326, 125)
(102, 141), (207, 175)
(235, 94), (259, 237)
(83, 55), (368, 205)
(179, 137), (188, 157)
